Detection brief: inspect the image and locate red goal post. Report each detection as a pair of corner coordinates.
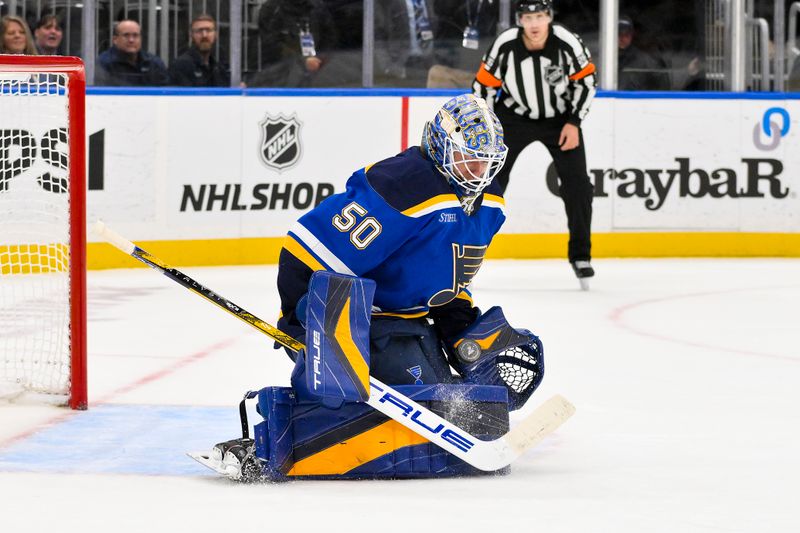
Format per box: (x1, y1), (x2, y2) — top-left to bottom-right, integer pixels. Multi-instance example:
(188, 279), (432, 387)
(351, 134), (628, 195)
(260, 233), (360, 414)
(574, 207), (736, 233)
(0, 55), (87, 410)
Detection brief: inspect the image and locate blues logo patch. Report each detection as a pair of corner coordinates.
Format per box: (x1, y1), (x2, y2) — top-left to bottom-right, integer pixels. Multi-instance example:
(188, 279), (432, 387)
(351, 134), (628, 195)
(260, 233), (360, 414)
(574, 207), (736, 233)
(428, 244), (487, 306)
(407, 365), (423, 385)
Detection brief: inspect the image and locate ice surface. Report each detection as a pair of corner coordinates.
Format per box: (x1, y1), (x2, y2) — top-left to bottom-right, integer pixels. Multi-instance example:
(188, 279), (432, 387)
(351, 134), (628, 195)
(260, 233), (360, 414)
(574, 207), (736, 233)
(1, 258), (798, 533)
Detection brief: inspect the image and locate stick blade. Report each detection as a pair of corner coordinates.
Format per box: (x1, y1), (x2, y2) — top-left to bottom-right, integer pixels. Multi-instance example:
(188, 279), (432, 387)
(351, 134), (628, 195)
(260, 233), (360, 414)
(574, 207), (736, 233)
(505, 394), (576, 456)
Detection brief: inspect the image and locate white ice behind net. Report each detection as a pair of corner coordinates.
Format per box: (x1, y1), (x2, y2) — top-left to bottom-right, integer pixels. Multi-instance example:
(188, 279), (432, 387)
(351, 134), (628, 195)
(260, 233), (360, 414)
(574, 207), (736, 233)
(0, 72), (72, 402)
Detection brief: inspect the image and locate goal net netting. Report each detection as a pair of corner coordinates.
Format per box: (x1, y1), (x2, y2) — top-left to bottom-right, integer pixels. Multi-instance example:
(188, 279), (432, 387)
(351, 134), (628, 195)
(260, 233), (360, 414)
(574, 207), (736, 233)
(0, 60), (86, 409)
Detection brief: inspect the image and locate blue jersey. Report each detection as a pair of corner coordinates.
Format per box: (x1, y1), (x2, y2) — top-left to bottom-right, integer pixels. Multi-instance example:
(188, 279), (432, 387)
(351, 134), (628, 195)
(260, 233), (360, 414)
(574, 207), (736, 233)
(277, 147), (506, 342)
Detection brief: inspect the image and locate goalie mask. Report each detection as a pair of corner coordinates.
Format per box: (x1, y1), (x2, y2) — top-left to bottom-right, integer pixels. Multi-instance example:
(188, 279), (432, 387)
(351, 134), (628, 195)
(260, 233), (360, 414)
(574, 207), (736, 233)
(448, 306), (544, 411)
(422, 94), (507, 214)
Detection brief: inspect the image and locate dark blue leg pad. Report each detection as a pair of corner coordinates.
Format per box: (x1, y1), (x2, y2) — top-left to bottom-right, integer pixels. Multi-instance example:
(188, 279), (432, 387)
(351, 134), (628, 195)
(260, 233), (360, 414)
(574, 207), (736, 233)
(254, 384), (510, 480)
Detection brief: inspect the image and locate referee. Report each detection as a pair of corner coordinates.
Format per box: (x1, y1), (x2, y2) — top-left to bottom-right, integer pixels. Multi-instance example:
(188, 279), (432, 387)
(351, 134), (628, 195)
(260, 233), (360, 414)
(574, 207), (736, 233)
(473, 0), (597, 289)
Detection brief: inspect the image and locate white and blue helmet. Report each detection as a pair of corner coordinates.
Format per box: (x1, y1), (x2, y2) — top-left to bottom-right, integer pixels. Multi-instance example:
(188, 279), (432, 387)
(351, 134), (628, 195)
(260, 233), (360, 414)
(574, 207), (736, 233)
(422, 94), (508, 212)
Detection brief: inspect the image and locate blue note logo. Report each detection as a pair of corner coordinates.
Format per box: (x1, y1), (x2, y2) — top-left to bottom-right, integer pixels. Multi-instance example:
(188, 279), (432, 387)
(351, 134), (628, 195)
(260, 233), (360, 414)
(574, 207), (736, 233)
(406, 365), (423, 385)
(428, 244), (487, 306)
(753, 107), (790, 151)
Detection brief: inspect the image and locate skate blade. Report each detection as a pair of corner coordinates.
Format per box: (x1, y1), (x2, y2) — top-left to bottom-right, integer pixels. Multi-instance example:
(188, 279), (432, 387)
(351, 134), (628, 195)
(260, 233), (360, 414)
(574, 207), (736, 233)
(578, 277), (590, 291)
(187, 451), (238, 477)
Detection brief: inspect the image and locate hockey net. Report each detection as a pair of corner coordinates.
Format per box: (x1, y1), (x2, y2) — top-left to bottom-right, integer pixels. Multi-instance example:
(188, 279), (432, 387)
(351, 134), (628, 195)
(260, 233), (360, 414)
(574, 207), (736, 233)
(0, 56), (87, 409)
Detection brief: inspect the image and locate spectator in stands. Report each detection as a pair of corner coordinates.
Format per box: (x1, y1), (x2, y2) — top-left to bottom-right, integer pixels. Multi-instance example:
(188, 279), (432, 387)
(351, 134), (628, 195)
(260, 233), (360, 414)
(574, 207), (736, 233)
(618, 16), (670, 91)
(33, 14), (64, 55)
(249, 0), (338, 87)
(375, 0), (437, 84)
(312, 0), (362, 86)
(0, 15), (37, 55)
(169, 14), (230, 87)
(95, 19), (169, 86)
(426, 0), (499, 88)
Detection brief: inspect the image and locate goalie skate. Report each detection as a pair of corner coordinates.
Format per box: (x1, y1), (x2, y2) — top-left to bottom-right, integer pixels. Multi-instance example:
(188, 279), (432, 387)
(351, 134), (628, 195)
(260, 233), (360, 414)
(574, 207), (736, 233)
(188, 438), (261, 481)
(187, 450), (232, 477)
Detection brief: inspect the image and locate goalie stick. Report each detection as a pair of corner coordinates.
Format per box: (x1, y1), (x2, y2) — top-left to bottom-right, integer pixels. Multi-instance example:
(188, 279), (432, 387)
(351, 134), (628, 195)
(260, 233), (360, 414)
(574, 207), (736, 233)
(93, 220), (575, 471)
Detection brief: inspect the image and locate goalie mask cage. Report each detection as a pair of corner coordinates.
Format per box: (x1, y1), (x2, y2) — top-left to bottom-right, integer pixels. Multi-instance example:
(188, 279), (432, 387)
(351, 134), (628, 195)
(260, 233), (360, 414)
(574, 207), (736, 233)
(0, 56), (87, 410)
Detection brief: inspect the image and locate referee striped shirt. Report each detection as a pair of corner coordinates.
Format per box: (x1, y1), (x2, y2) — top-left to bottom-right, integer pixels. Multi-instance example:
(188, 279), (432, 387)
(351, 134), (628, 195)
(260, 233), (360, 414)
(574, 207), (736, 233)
(473, 24), (597, 125)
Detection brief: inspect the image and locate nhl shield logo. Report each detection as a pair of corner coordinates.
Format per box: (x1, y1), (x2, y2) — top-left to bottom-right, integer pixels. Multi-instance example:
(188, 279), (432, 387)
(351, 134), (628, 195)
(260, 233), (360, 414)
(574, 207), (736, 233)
(259, 114), (302, 171)
(544, 65), (565, 86)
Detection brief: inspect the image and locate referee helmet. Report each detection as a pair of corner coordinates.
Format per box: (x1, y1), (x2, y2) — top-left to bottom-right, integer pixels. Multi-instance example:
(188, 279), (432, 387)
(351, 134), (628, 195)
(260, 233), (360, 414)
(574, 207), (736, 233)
(516, 0), (553, 17)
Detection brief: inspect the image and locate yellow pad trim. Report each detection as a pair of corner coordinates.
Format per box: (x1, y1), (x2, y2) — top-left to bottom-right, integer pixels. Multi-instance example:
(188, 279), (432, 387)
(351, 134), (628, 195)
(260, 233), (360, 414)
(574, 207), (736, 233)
(454, 329), (501, 351)
(372, 310), (429, 319)
(287, 420), (429, 476)
(335, 298), (370, 395)
(476, 330), (501, 351)
(455, 291), (473, 304)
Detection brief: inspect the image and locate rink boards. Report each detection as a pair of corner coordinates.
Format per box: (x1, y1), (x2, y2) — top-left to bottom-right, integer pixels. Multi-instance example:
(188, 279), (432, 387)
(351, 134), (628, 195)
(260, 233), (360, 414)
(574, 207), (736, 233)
(66, 89), (800, 267)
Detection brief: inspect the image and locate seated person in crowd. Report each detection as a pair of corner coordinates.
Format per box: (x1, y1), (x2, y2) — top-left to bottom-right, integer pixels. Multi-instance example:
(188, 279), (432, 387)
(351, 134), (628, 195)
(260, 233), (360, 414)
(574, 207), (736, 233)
(618, 16), (670, 91)
(0, 15), (37, 55)
(96, 19), (169, 86)
(33, 14), (63, 55)
(169, 14), (230, 87)
(249, 0), (338, 87)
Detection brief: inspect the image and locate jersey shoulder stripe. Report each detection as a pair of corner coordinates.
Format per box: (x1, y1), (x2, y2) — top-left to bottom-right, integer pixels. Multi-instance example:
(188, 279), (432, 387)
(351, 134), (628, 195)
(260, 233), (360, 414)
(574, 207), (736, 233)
(283, 233), (326, 272)
(289, 222), (356, 276)
(482, 193), (507, 215)
(402, 193), (461, 217)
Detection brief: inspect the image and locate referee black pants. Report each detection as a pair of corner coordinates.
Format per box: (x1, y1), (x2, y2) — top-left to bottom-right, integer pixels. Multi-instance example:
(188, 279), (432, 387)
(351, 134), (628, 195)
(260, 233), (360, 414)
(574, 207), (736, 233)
(495, 108), (593, 262)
